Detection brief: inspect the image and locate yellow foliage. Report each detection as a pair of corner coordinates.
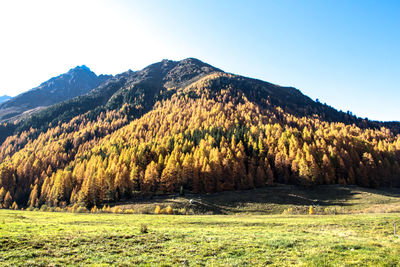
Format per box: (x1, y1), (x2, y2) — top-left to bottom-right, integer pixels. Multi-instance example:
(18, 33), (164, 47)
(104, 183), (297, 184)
(1, 69), (400, 208)
(11, 201), (18, 210)
(102, 205), (111, 213)
(124, 209), (135, 214)
(91, 205), (98, 213)
(178, 208), (186, 215)
(112, 206), (123, 214)
(154, 205), (161, 214)
(166, 205), (173, 215)
(75, 206), (88, 213)
(55, 207), (64, 212)
(309, 206), (315, 215)
(68, 203), (79, 213)
(282, 207), (294, 215)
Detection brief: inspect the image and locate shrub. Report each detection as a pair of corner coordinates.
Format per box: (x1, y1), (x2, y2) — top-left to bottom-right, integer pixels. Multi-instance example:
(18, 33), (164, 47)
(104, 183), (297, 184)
(309, 206), (315, 215)
(102, 205), (111, 213)
(166, 205), (173, 215)
(282, 207), (294, 215)
(55, 207), (63, 212)
(124, 209), (135, 214)
(140, 223), (148, 234)
(112, 207), (123, 214)
(26, 206), (34, 211)
(154, 205), (161, 214)
(91, 206), (99, 213)
(178, 208), (186, 215)
(11, 202), (18, 210)
(40, 205), (49, 212)
(76, 206), (88, 213)
(67, 203), (79, 213)
(187, 209), (195, 215)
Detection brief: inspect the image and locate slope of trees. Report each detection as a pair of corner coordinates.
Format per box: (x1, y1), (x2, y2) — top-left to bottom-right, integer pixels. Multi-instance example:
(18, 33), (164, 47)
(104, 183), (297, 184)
(0, 72), (399, 209)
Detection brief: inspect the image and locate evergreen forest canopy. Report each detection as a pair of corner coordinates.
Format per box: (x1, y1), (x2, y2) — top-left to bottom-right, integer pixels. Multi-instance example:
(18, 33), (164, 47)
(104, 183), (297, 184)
(0, 58), (399, 209)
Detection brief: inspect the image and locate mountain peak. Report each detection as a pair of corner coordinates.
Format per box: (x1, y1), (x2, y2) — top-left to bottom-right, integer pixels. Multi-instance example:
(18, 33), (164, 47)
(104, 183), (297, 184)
(68, 65), (92, 74)
(77, 65), (91, 71)
(0, 65), (111, 122)
(180, 57), (203, 64)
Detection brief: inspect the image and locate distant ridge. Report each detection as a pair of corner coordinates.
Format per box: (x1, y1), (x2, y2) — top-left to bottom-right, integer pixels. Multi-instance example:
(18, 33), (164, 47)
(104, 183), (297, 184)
(0, 66), (112, 122)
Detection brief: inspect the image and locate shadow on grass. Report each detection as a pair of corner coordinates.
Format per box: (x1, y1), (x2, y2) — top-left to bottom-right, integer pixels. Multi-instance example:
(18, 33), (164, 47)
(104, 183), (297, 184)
(115, 184), (400, 214)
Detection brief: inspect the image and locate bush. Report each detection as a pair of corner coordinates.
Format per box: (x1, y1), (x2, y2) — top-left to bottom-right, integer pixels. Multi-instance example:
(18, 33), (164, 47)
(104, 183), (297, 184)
(112, 207), (123, 214)
(140, 223), (148, 234)
(40, 205), (49, 212)
(154, 205), (161, 214)
(55, 207), (64, 212)
(187, 208), (195, 215)
(102, 205), (111, 213)
(66, 204), (78, 212)
(282, 207), (294, 215)
(26, 206), (34, 211)
(309, 206), (315, 215)
(178, 208), (186, 215)
(323, 206), (343, 215)
(124, 209), (135, 214)
(91, 206), (99, 213)
(166, 205), (173, 215)
(11, 202), (18, 210)
(76, 206), (88, 213)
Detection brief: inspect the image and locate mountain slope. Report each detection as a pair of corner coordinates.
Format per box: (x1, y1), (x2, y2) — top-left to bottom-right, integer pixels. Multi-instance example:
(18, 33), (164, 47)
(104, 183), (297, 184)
(0, 58), (399, 209)
(0, 66), (111, 122)
(3, 58), (397, 148)
(0, 58), (222, 145)
(0, 95), (11, 104)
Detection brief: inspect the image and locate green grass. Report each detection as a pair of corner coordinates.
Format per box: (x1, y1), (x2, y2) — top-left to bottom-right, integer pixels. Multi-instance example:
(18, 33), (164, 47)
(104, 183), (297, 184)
(116, 185), (400, 215)
(1, 210), (400, 266)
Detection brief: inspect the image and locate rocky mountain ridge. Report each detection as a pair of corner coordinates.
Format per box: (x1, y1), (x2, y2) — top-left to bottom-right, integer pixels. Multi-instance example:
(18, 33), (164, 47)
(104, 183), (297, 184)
(0, 66), (112, 122)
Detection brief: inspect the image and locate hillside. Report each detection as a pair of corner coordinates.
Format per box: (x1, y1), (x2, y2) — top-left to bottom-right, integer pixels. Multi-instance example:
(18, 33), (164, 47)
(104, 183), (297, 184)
(0, 65), (111, 123)
(0, 58), (399, 209)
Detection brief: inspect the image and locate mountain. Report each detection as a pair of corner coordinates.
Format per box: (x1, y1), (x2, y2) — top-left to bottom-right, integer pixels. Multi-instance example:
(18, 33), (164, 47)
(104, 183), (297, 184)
(0, 58), (399, 209)
(0, 65), (112, 122)
(0, 59), (222, 143)
(0, 95), (11, 104)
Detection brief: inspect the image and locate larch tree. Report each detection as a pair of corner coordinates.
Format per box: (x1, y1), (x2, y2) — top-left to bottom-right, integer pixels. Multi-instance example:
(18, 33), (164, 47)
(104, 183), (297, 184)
(143, 161), (159, 192)
(3, 191), (12, 208)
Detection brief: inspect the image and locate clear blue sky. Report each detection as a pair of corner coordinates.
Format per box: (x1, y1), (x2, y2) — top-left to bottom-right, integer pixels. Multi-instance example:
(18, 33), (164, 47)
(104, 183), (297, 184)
(0, 0), (399, 121)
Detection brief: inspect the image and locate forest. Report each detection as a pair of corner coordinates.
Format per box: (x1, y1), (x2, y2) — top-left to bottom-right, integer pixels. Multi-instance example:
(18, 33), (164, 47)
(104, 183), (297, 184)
(0, 63), (399, 209)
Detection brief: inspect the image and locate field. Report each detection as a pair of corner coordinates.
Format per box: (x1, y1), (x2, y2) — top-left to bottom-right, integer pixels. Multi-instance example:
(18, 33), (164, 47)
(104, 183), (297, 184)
(116, 185), (400, 215)
(1, 210), (400, 266)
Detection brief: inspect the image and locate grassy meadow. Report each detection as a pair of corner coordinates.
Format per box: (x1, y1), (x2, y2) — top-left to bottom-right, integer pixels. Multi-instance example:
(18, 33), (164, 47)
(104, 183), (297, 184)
(115, 185), (400, 215)
(1, 209), (400, 266)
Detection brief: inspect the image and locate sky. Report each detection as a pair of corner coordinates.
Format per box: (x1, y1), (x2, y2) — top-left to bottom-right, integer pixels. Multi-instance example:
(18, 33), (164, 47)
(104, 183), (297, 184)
(0, 0), (399, 121)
